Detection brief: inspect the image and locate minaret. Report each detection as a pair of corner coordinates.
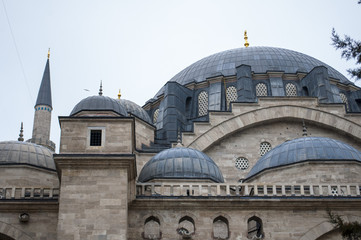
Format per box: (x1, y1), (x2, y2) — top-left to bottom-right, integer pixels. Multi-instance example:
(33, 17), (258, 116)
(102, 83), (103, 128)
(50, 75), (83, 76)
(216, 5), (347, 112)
(28, 49), (55, 151)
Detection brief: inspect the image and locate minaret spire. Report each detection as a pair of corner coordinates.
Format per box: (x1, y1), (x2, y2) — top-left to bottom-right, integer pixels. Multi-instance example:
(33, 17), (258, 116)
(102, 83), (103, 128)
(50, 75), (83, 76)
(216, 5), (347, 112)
(35, 50), (52, 108)
(28, 50), (55, 151)
(18, 122), (24, 142)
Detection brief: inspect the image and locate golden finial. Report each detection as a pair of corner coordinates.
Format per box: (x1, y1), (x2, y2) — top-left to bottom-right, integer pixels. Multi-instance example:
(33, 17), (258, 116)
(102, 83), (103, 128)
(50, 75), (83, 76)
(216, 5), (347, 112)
(118, 89), (121, 99)
(244, 31), (249, 48)
(47, 48), (50, 59)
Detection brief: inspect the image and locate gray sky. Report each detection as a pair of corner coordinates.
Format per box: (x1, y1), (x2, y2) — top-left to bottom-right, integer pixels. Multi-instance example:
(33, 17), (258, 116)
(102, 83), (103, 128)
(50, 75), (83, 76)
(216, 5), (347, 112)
(1, 0), (361, 152)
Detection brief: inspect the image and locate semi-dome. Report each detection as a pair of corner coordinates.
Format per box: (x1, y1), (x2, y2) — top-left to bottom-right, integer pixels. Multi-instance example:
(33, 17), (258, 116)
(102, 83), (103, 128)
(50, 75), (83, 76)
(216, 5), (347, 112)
(138, 147), (224, 183)
(70, 95), (128, 116)
(155, 46), (351, 97)
(0, 141), (56, 171)
(118, 99), (152, 123)
(246, 137), (361, 179)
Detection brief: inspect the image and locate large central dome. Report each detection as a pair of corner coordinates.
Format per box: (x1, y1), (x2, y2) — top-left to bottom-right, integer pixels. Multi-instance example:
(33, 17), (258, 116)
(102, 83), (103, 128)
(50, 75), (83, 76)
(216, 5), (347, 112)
(169, 46), (350, 87)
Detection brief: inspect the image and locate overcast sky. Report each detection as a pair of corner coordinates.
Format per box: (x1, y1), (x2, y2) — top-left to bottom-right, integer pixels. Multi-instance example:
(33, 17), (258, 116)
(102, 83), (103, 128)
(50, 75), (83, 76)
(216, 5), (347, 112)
(1, 0), (361, 152)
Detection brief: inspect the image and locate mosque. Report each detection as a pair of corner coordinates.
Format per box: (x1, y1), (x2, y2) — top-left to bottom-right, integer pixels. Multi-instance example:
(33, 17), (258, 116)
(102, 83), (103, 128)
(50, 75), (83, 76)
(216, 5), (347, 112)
(1, 33), (361, 240)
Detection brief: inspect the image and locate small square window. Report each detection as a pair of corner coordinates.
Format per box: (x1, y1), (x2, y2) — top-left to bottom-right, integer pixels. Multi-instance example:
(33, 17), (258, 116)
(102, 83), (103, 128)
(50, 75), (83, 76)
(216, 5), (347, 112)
(90, 130), (102, 146)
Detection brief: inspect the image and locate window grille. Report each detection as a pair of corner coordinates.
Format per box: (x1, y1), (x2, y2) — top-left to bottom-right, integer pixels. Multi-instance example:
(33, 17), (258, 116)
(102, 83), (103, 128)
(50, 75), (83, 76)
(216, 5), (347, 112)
(153, 108), (159, 124)
(235, 157), (249, 170)
(260, 142), (272, 156)
(198, 91), (208, 117)
(226, 86), (237, 108)
(256, 83), (268, 96)
(285, 83), (297, 96)
(90, 130), (102, 146)
(339, 93), (349, 111)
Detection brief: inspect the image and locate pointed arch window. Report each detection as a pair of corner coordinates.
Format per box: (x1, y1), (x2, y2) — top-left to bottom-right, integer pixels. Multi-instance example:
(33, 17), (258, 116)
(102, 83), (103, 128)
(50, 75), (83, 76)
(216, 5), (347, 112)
(260, 142), (272, 156)
(226, 86), (237, 108)
(213, 216), (229, 239)
(247, 216), (264, 239)
(153, 109), (160, 124)
(177, 216), (195, 238)
(285, 83), (297, 96)
(339, 93), (349, 111)
(256, 83), (268, 97)
(143, 216), (161, 240)
(198, 91), (208, 117)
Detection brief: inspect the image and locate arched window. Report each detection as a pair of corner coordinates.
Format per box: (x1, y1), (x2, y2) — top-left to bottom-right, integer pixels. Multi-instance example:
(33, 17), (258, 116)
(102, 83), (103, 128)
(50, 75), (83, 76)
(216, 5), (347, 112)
(226, 86), (237, 109)
(302, 86), (309, 96)
(235, 157), (249, 170)
(247, 216), (263, 239)
(260, 142), (272, 156)
(198, 91), (208, 117)
(178, 216), (195, 238)
(143, 216), (161, 239)
(285, 83), (297, 96)
(185, 97), (192, 118)
(213, 216), (229, 239)
(256, 83), (268, 97)
(153, 109), (159, 124)
(339, 93), (349, 111)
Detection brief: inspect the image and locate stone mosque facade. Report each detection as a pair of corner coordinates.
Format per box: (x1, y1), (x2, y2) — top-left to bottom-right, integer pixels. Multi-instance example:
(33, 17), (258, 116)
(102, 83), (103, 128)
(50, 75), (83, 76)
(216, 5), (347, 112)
(1, 43), (361, 240)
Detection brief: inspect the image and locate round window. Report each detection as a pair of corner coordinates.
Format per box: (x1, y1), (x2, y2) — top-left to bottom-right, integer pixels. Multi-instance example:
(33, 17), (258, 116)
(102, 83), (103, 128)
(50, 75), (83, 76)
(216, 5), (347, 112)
(235, 157), (249, 170)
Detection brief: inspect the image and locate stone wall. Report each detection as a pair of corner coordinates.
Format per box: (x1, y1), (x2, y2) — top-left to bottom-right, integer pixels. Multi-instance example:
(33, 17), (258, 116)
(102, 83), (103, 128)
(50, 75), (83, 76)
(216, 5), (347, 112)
(57, 166), (129, 240)
(59, 118), (133, 154)
(135, 118), (155, 150)
(0, 166), (58, 187)
(128, 202), (360, 240)
(0, 210), (58, 240)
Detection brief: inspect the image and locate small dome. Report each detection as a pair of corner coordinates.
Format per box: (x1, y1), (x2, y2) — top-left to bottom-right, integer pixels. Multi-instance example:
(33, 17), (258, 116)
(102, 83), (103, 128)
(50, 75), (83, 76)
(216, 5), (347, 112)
(0, 141), (56, 171)
(118, 99), (152, 123)
(246, 137), (361, 179)
(138, 147), (224, 183)
(70, 95), (127, 116)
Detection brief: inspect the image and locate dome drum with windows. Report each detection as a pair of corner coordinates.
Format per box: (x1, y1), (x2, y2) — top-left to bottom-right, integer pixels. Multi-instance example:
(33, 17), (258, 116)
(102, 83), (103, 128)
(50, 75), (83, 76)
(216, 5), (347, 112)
(145, 46), (361, 145)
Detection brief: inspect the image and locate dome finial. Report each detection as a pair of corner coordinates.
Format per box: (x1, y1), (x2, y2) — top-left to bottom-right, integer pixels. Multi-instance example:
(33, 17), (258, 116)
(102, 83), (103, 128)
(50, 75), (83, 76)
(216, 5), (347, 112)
(118, 89), (121, 99)
(99, 81), (103, 96)
(47, 48), (50, 59)
(244, 30), (249, 48)
(176, 128), (183, 147)
(18, 122), (24, 142)
(302, 119), (308, 137)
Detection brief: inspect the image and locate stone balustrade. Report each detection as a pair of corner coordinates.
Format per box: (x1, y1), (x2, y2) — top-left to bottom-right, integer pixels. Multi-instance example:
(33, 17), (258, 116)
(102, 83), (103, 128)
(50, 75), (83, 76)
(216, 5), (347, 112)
(136, 183), (361, 198)
(0, 187), (59, 200)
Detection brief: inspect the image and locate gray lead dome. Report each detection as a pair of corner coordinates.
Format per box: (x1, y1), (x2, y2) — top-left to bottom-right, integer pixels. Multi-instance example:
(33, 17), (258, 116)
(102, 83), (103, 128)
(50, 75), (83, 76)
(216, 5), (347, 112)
(0, 141), (56, 171)
(138, 147), (224, 183)
(155, 46), (351, 97)
(246, 137), (361, 179)
(118, 99), (152, 123)
(70, 95), (128, 116)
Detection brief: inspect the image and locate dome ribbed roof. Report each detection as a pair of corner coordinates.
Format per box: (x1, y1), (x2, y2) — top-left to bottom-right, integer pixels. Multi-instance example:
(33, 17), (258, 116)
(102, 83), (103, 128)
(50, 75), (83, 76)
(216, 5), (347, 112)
(138, 147), (224, 183)
(155, 47), (351, 97)
(118, 99), (151, 123)
(70, 95), (127, 116)
(0, 141), (56, 171)
(246, 137), (361, 179)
